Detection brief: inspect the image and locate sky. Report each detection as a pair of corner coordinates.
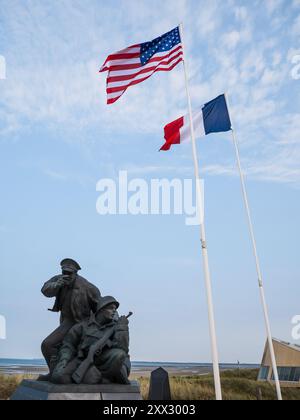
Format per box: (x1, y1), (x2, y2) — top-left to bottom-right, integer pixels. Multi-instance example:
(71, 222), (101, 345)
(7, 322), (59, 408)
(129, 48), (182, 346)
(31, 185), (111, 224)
(0, 0), (299, 364)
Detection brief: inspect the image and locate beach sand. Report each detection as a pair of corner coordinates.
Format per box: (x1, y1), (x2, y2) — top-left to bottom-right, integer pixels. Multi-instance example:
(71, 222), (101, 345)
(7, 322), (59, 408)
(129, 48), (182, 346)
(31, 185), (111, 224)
(0, 364), (224, 378)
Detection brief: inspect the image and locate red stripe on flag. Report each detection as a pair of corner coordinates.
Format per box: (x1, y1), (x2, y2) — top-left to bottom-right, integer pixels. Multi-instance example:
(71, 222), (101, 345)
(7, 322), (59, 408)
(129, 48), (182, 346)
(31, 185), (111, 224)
(105, 52), (141, 61)
(107, 75), (152, 94)
(106, 46), (183, 73)
(106, 58), (183, 103)
(160, 116), (184, 151)
(106, 56), (183, 93)
(107, 51), (184, 83)
(100, 44), (140, 71)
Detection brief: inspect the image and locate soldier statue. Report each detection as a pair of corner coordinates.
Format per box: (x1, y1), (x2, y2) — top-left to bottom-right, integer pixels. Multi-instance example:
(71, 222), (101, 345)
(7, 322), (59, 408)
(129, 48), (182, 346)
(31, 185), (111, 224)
(51, 296), (131, 385)
(39, 258), (101, 381)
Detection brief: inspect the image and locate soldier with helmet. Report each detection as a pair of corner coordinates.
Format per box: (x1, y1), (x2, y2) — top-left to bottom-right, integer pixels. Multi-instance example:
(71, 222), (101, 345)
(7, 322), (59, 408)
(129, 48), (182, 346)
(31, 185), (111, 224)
(51, 296), (131, 385)
(40, 258), (101, 381)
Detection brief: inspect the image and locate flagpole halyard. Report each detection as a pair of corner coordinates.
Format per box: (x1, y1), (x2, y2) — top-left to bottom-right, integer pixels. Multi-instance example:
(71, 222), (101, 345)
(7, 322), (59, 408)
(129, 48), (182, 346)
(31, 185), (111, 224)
(179, 23), (222, 401)
(225, 94), (282, 401)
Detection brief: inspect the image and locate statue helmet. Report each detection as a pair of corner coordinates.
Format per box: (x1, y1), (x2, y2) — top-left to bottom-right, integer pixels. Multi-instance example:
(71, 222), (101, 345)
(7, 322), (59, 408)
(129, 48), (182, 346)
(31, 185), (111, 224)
(96, 296), (120, 314)
(60, 258), (81, 273)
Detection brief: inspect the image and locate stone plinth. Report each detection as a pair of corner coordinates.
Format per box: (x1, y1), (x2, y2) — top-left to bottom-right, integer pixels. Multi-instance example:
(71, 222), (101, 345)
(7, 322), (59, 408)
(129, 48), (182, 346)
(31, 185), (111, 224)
(10, 380), (142, 401)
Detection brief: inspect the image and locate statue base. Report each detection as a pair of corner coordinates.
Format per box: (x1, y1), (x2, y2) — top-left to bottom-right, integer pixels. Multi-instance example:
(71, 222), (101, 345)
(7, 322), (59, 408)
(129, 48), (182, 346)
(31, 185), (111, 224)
(10, 380), (142, 400)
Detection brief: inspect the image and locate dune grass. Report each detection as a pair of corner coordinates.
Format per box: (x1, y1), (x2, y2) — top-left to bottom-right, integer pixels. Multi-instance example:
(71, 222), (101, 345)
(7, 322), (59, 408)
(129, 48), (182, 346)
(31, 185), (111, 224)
(2, 369), (300, 400)
(0, 374), (36, 400)
(0, 374), (24, 400)
(134, 369), (300, 400)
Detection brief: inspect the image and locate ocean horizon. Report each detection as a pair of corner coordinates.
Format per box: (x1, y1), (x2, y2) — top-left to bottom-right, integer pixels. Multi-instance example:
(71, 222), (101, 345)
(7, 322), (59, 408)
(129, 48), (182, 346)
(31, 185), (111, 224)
(0, 358), (260, 369)
(0, 358), (260, 377)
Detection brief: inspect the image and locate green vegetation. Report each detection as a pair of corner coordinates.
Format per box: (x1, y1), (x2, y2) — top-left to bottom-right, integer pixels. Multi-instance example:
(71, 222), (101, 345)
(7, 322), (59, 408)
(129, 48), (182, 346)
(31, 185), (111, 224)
(0, 374), (23, 400)
(135, 369), (300, 400)
(1, 369), (300, 400)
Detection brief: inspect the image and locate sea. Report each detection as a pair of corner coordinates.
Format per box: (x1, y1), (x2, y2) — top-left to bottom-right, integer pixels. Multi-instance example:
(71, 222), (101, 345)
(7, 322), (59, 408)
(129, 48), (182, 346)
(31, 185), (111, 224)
(0, 358), (260, 376)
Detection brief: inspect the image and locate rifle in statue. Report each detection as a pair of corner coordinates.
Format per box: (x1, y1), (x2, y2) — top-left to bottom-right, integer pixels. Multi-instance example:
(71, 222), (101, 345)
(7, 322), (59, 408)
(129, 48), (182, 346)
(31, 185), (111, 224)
(72, 312), (133, 384)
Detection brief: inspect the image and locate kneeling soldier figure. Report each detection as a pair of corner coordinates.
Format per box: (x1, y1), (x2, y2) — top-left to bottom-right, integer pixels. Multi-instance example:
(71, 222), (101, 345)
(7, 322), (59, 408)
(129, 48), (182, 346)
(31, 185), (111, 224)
(52, 296), (131, 385)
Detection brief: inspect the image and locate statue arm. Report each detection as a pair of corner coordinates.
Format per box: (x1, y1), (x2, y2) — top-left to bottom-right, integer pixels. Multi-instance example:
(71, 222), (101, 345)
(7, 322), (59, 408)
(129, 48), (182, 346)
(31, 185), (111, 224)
(41, 276), (61, 298)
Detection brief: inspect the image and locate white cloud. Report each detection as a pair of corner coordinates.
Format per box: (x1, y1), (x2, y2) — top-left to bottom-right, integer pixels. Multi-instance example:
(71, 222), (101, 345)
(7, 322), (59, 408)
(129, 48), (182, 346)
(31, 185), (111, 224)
(292, 14), (300, 35)
(222, 25), (253, 51)
(1, 0), (300, 188)
(265, 0), (284, 15)
(261, 68), (284, 85)
(203, 164), (236, 177)
(239, 49), (266, 83)
(272, 52), (282, 67)
(0, 1), (191, 138)
(234, 6), (248, 21)
(223, 31), (241, 50)
(44, 170), (68, 181)
(195, 0), (222, 37)
(44, 168), (94, 187)
(125, 164), (194, 177)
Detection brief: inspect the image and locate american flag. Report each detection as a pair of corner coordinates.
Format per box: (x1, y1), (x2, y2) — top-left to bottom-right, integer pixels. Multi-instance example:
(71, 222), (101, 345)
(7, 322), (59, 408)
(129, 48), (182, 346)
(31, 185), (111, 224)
(100, 27), (183, 104)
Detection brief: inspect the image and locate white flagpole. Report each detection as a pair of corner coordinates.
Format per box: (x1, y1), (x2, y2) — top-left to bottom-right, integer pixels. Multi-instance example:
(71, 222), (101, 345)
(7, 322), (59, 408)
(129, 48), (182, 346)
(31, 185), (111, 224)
(225, 93), (282, 401)
(179, 23), (222, 401)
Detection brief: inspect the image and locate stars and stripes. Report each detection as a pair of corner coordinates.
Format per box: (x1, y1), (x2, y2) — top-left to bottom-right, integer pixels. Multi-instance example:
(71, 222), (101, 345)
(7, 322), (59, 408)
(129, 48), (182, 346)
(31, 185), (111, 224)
(99, 27), (183, 104)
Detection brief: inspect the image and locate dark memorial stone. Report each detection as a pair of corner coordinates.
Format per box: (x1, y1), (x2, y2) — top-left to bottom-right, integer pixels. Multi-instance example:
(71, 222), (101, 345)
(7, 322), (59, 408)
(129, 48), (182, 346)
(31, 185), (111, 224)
(148, 368), (171, 400)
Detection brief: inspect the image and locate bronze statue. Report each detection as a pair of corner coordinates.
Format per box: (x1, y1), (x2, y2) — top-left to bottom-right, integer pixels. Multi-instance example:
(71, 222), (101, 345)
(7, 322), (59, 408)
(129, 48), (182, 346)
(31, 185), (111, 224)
(39, 259), (101, 381)
(51, 296), (131, 385)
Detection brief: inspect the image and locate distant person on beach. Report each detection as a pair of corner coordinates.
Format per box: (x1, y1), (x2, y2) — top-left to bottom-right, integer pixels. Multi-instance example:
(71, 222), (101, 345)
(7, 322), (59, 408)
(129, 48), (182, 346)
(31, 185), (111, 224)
(39, 258), (101, 381)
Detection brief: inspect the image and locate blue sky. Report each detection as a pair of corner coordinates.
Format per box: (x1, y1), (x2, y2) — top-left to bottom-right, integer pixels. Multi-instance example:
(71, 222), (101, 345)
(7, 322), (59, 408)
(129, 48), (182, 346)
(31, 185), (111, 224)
(0, 0), (299, 363)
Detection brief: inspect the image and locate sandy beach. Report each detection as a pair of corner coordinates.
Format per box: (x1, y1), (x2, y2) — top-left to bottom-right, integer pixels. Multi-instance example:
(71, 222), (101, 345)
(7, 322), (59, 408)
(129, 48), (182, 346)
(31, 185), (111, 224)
(0, 362), (259, 378)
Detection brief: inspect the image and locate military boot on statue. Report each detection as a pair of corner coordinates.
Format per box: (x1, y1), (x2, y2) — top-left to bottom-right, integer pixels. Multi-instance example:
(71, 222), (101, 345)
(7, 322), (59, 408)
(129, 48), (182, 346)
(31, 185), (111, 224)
(37, 356), (58, 382)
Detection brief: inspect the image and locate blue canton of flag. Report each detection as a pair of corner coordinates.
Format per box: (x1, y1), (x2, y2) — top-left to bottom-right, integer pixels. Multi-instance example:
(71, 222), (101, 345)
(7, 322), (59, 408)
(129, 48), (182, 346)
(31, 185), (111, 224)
(140, 27), (181, 66)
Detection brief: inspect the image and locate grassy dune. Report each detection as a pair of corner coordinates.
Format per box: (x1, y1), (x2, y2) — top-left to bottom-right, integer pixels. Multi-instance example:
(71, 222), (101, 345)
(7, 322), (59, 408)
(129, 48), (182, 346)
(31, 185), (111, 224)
(2, 369), (300, 400)
(0, 374), (24, 400)
(134, 369), (300, 400)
